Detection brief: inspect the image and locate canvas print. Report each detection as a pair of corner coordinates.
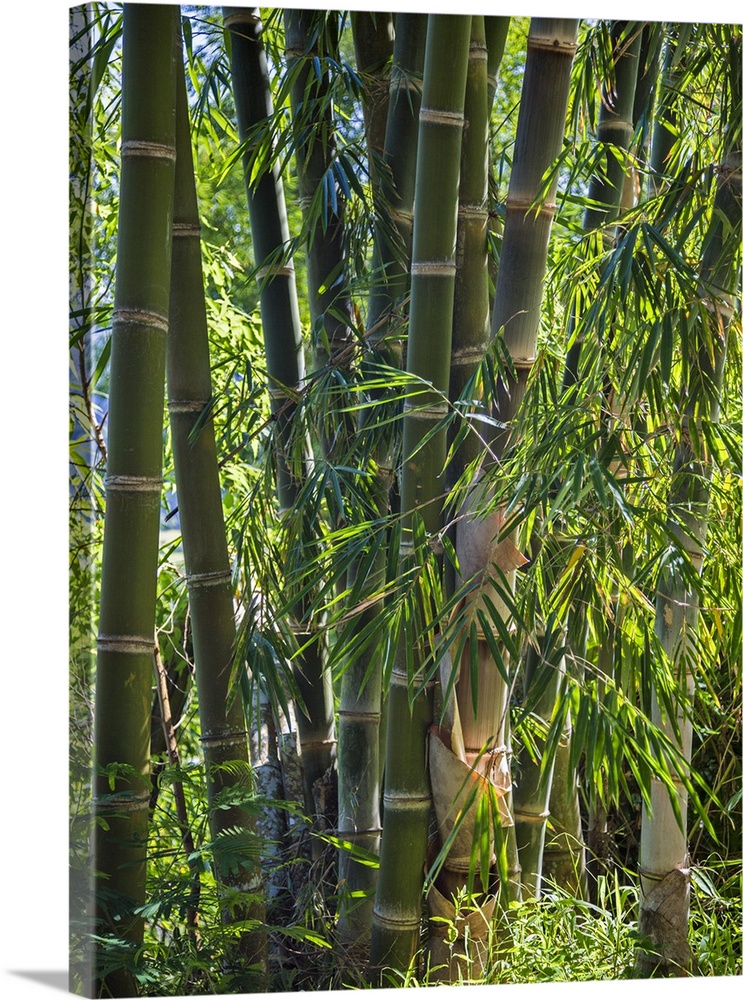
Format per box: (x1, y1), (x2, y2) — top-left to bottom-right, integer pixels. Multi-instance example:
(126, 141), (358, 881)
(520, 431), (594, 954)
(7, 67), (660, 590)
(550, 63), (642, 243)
(69, 4), (742, 996)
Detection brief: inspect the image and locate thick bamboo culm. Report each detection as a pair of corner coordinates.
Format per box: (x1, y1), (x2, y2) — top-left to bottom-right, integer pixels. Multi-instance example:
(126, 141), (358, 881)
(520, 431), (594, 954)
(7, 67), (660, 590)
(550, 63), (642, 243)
(369, 14), (472, 981)
(490, 18), (579, 456)
(92, 7), (179, 997)
(427, 17), (506, 983)
(284, 8), (353, 372)
(335, 15), (428, 952)
(480, 18), (578, 905)
(167, 45), (267, 984)
(351, 10), (394, 190)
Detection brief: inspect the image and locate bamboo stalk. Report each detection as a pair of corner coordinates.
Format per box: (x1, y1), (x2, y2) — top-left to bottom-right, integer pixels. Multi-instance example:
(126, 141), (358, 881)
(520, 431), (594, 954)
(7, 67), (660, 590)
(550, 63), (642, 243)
(369, 14), (472, 980)
(562, 22), (643, 390)
(225, 7), (336, 827)
(490, 18), (579, 459)
(167, 48), (267, 984)
(335, 16), (427, 953)
(637, 94), (741, 974)
(479, 19), (579, 908)
(426, 19), (509, 981)
(91, 8), (178, 995)
(284, 8), (353, 372)
(351, 10), (394, 191)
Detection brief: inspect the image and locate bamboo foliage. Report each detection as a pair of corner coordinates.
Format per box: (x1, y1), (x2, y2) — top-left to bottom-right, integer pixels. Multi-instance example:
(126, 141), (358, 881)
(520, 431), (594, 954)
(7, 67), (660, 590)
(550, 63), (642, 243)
(637, 65), (742, 974)
(369, 14), (472, 980)
(563, 22), (643, 389)
(167, 44), (267, 985)
(91, 6), (178, 996)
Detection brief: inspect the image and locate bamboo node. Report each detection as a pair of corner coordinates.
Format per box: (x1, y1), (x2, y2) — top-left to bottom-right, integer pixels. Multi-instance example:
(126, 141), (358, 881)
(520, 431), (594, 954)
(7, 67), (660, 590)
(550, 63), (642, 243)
(457, 202), (488, 220)
(504, 197), (557, 218)
(528, 35), (578, 55)
(172, 221), (201, 239)
(468, 41), (488, 60)
(402, 400), (448, 419)
(97, 633), (154, 655)
(113, 307), (169, 333)
(256, 262), (295, 281)
(419, 106), (465, 128)
(94, 789), (150, 813)
(382, 791), (431, 809)
(411, 261), (456, 278)
(105, 474), (162, 493)
(200, 729), (248, 745)
(121, 139), (176, 163)
(450, 344), (487, 364)
(168, 399), (209, 414)
(223, 10), (261, 30)
(188, 569), (232, 589)
(598, 117), (634, 134)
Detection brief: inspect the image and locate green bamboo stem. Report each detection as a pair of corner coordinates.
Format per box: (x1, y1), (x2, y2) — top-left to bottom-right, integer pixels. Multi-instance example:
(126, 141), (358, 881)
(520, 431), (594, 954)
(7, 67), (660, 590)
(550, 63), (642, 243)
(369, 14), (472, 980)
(224, 7), (307, 513)
(449, 15), (491, 485)
(351, 10), (394, 191)
(540, 608), (588, 897)
(484, 17), (510, 112)
(225, 7), (336, 825)
(335, 17), (427, 951)
(490, 18), (579, 461)
(649, 25), (691, 194)
(91, 7), (178, 996)
(426, 20), (508, 980)
(512, 635), (566, 899)
(637, 107), (741, 975)
(479, 19), (577, 909)
(167, 49), (267, 984)
(562, 22), (642, 390)
(586, 618), (614, 899)
(484, 17), (512, 315)
(284, 8), (353, 372)
(365, 12), (426, 364)
(541, 711), (587, 896)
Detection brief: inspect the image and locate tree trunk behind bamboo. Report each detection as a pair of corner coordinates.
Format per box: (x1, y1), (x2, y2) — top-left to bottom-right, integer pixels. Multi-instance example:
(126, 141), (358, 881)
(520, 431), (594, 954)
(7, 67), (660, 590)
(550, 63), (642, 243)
(91, 7), (178, 996)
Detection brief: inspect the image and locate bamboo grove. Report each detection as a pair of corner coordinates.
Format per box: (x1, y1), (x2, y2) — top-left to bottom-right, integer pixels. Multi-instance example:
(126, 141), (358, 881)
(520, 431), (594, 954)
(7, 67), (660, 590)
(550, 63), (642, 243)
(69, 6), (742, 996)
